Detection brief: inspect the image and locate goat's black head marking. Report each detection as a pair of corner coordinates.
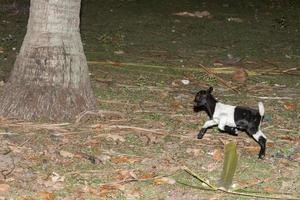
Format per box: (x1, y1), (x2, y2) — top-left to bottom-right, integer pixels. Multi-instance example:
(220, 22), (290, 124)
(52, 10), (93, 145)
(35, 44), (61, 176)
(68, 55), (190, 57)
(193, 87), (215, 113)
(207, 86), (213, 94)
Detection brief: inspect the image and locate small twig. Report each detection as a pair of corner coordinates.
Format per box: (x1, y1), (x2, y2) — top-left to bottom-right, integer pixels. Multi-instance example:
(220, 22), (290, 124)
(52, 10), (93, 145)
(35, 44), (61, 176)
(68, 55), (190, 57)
(264, 126), (297, 133)
(5, 122), (71, 133)
(249, 95), (293, 100)
(19, 135), (35, 147)
(219, 188), (300, 200)
(277, 128), (299, 132)
(199, 64), (240, 94)
(260, 60), (300, 75)
(236, 177), (272, 190)
(134, 110), (177, 114)
(106, 125), (167, 135)
(0, 131), (18, 136)
(261, 59), (281, 69)
(264, 125), (274, 130)
(68, 169), (182, 185)
(103, 170), (182, 187)
(101, 150), (143, 158)
(282, 68), (298, 73)
(97, 99), (138, 106)
(182, 166), (218, 190)
(116, 83), (174, 92)
(75, 110), (124, 124)
(0, 156), (15, 179)
(88, 60), (254, 76)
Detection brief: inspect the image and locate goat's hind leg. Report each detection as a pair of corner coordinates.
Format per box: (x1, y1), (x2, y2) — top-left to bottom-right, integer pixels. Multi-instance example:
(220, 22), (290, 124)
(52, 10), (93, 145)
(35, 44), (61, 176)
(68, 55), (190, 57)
(224, 126), (238, 136)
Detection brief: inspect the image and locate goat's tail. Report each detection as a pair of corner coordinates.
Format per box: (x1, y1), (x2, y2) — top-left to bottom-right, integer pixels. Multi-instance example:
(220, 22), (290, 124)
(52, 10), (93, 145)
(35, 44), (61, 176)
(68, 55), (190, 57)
(258, 102), (265, 116)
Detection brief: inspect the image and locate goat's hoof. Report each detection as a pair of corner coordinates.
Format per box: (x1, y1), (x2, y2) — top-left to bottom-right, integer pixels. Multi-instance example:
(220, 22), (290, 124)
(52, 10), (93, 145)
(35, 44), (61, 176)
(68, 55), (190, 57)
(197, 133), (203, 139)
(197, 129), (206, 139)
(258, 154), (265, 159)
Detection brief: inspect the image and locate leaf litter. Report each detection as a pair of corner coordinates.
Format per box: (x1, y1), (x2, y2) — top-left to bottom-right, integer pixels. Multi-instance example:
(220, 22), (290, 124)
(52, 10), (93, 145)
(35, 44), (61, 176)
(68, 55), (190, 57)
(1, 63), (300, 199)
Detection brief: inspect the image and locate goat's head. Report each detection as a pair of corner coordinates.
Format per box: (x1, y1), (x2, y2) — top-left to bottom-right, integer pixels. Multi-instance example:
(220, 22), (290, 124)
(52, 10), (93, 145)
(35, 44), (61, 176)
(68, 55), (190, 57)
(193, 87), (214, 112)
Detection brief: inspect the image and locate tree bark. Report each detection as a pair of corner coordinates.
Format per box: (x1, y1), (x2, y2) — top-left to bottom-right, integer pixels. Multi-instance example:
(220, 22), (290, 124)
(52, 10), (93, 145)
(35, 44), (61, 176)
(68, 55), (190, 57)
(0, 0), (96, 121)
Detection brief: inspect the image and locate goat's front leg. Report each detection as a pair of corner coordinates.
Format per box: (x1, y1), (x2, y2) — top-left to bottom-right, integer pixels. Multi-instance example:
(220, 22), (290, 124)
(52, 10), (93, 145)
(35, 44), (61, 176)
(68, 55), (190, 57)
(198, 120), (218, 139)
(252, 130), (267, 159)
(217, 117), (227, 131)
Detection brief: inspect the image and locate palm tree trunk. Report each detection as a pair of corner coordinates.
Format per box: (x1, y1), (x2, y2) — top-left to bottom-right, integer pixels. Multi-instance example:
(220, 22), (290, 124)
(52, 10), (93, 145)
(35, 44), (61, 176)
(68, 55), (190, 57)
(0, 0), (96, 121)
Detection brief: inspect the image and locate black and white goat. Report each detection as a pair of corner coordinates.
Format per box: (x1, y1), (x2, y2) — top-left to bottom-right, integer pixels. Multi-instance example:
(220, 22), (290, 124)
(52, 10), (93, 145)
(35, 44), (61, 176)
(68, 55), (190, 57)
(193, 87), (267, 159)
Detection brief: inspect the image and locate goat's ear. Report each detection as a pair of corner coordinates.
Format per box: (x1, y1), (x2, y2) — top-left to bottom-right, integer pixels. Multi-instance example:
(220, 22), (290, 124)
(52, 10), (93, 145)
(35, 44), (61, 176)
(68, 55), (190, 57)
(207, 87), (213, 93)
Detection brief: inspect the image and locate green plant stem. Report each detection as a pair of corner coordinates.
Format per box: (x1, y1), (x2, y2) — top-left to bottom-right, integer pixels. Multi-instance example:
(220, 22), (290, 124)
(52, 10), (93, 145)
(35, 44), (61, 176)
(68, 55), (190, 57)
(182, 166), (300, 200)
(182, 166), (218, 190)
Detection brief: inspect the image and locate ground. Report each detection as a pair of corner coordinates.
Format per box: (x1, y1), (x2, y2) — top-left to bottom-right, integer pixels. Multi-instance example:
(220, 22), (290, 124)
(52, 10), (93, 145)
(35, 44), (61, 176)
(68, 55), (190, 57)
(0, 0), (299, 199)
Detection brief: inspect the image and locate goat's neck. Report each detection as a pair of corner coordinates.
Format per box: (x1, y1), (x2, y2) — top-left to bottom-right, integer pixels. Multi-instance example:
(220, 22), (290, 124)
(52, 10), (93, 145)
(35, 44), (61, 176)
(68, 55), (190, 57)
(205, 97), (217, 119)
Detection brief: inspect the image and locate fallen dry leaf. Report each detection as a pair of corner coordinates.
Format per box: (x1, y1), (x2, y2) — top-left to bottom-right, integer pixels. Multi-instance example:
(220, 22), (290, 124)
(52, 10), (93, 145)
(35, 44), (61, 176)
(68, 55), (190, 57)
(279, 136), (294, 141)
(159, 91), (169, 99)
(0, 183), (10, 193)
(213, 62), (224, 66)
(124, 187), (142, 199)
(115, 169), (137, 181)
(37, 172), (65, 190)
(236, 178), (260, 189)
(154, 177), (176, 185)
(194, 11), (211, 18)
(232, 68), (248, 82)
(138, 171), (157, 179)
(262, 186), (276, 193)
(106, 134), (126, 142)
(91, 123), (103, 131)
(38, 192), (55, 200)
(87, 187), (98, 195)
(212, 149), (223, 161)
(97, 154), (111, 163)
(170, 100), (184, 111)
(51, 172), (65, 183)
(171, 80), (180, 87)
(111, 156), (141, 164)
(294, 152), (300, 160)
(267, 140), (275, 148)
(99, 184), (124, 197)
(59, 150), (74, 158)
(114, 50), (125, 55)
(108, 60), (122, 66)
(181, 79), (190, 85)
(19, 197), (35, 200)
(86, 138), (101, 145)
(227, 17), (243, 23)
(283, 102), (297, 110)
(186, 148), (201, 157)
(173, 10), (211, 18)
(244, 146), (260, 155)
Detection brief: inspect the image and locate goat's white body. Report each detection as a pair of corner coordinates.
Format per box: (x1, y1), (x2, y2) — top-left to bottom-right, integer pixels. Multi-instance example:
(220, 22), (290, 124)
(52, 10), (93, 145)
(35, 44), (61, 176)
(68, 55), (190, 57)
(213, 102), (236, 130)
